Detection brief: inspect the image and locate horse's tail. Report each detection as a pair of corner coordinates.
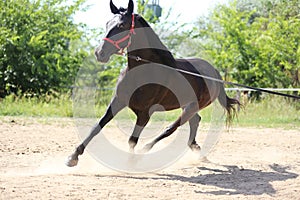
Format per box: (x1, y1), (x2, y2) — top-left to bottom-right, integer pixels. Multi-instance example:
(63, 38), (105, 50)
(217, 84), (241, 125)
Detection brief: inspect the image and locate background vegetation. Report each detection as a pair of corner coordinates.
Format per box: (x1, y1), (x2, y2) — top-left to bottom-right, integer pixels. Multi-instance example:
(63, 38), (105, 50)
(192, 0), (300, 90)
(0, 93), (298, 128)
(0, 0), (88, 97)
(0, 0), (299, 127)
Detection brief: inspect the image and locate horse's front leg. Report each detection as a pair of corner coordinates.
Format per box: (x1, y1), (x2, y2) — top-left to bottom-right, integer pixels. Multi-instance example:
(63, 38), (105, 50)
(66, 97), (125, 167)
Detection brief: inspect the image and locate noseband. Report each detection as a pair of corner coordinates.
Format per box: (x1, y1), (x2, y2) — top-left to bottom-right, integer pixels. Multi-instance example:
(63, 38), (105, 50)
(103, 14), (135, 54)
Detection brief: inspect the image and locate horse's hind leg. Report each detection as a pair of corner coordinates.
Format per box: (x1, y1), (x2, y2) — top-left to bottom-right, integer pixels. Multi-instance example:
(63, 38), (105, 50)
(66, 97), (125, 167)
(143, 102), (199, 152)
(128, 111), (151, 153)
(188, 114), (201, 152)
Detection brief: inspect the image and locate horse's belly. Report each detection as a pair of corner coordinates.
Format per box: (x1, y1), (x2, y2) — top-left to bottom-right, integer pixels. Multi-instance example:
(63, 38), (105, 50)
(125, 84), (180, 111)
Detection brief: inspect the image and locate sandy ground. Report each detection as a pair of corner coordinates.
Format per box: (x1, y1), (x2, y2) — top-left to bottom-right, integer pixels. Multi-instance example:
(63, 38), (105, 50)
(1, 117), (300, 200)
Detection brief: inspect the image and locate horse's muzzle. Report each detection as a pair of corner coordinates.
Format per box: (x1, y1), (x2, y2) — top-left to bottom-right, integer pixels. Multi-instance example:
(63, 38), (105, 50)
(95, 48), (110, 63)
(95, 50), (109, 63)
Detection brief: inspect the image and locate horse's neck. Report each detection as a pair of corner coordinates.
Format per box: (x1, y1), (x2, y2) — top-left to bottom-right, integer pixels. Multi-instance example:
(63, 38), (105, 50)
(128, 17), (176, 68)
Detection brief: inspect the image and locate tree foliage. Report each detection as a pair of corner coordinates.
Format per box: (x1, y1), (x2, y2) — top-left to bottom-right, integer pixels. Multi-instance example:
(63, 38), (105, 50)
(2, 0), (298, 100)
(0, 0), (88, 97)
(193, 0), (300, 89)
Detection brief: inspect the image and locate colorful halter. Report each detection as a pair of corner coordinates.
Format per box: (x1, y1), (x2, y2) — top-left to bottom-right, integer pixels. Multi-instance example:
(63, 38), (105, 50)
(103, 14), (135, 54)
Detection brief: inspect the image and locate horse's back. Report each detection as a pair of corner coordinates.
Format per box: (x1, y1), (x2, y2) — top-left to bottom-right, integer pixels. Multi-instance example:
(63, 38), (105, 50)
(176, 58), (220, 78)
(175, 58), (222, 102)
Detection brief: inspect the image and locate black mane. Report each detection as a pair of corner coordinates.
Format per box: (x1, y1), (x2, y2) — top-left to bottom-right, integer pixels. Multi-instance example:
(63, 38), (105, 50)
(135, 14), (151, 28)
(130, 14), (177, 68)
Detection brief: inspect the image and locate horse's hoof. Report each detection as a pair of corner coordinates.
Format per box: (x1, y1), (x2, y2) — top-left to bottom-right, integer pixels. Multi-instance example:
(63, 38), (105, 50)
(141, 143), (153, 153)
(190, 144), (201, 152)
(65, 156), (78, 167)
(129, 147), (135, 154)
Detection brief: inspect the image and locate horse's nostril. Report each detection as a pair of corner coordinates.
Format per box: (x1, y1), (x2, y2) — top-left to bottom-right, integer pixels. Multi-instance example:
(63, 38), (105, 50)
(100, 51), (105, 58)
(95, 49), (109, 63)
(95, 49), (105, 58)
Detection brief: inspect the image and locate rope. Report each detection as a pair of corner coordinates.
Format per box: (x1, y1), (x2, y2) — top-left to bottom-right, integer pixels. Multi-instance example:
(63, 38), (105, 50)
(127, 55), (300, 100)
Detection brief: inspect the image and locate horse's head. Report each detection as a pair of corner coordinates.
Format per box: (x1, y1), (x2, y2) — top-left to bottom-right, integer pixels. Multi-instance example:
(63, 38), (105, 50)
(95, 0), (135, 63)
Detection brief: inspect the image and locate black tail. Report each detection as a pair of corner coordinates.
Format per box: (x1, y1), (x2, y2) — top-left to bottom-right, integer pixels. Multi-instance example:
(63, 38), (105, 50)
(218, 86), (241, 125)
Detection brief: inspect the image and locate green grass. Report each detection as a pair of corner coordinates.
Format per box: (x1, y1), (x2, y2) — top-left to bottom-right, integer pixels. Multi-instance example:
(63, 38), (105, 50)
(0, 94), (299, 128)
(233, 96), (300, 128)
(0, 93), (73, 117)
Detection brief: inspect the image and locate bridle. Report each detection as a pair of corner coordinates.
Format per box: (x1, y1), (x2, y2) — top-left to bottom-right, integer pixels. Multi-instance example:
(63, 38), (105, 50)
(103, 14), (136, 55)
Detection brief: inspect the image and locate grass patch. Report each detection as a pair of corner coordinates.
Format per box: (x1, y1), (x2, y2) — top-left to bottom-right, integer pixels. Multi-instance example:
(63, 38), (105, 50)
(234, 96), (299, 128)
(0, 94), (299, 128)
(0, 93), (73, 117)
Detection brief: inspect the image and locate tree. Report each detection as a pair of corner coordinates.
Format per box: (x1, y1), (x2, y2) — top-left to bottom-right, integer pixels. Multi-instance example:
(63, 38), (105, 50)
(0, 0), (88, 97)
(193, 0), (300, 90)
(137, 0), (161, 23)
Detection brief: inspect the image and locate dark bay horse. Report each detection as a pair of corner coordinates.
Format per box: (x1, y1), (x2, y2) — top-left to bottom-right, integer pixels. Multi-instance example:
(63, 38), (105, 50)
(66, 0), (240, 167)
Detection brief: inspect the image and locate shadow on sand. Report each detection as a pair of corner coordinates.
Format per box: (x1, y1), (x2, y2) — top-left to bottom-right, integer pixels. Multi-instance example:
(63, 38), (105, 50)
(159, 164), (298, 195)
(94, 163), (298, 196)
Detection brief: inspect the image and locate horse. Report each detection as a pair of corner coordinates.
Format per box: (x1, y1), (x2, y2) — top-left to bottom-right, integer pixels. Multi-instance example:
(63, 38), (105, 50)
(66, 0), (240, 167)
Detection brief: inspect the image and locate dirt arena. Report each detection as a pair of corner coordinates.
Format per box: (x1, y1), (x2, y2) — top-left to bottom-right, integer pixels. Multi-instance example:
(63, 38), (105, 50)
(1, 117), (300, 200)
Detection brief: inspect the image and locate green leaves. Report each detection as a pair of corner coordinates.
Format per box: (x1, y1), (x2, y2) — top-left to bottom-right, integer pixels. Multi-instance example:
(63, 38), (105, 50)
(193, 0), (300, 90)
(0, 0), (88, 97)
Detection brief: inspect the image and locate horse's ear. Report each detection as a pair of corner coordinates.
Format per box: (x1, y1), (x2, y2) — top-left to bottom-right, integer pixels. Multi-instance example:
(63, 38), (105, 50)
(127, 0), (134, 15)
(110, 0), (119, 14)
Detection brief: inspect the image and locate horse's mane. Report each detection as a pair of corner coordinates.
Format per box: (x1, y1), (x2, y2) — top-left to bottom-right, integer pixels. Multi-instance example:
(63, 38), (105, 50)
(135, 14), (151, 28)
(134, 14), (177, 67)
